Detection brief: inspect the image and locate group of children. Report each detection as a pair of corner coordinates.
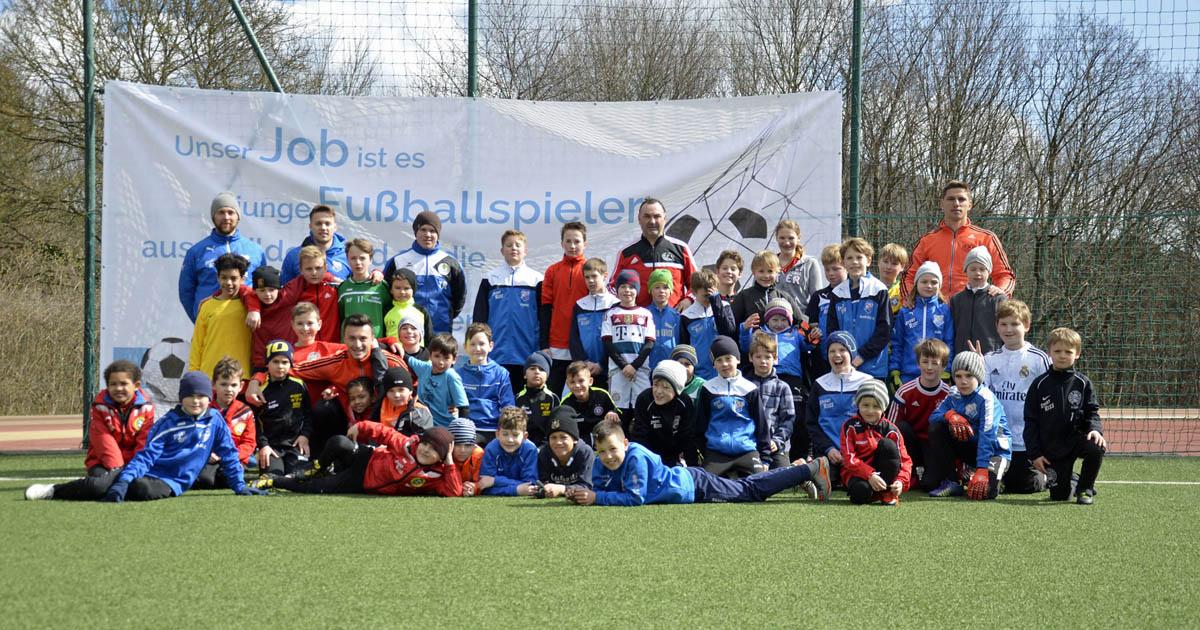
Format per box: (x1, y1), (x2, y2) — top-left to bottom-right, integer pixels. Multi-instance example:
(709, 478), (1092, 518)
(25, 184), (1107, 506)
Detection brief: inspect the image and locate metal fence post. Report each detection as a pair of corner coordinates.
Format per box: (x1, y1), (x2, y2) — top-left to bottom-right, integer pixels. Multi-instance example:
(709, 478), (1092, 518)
(847, 0), (863, 237)
(81, 0), (96, 447)
(230, 0), (284, 93)
(467, 0), (478, 97)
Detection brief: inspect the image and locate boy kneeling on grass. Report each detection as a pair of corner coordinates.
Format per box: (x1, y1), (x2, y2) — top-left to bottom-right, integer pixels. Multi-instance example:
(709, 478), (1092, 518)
(28, 372), (265, 502)
(840, 380), (911, 505)
(272, 424), (461, 497)
(564, 420), (831, 507)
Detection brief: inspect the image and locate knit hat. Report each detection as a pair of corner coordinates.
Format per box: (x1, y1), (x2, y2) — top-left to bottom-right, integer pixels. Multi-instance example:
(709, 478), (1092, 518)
(964, 246), (993, 274)
(648, 269), (673, 290)
(265, 339), (293, 364)
(252, 265), (281, 290)
(952, 351), (986, 383)
(210, 192), (238, 220)
(670, 344), (698, 367)
(914, 260), (942, 285)
(710, 335), (739, 360)
(413, 210), (442, 234)
(827, 331), (858, 356)
(524, 350), (551, 374)
(391, 267), (418, 293)
(615, 269), (641, 291)
(420, 427), (453, 461)
(546, 405), (581, 441)
(398, 314), (424, 343)
(763, 298), (793, 325)
(448, 418), (477, 445)
(855, 379), (890, 409)
(178, 371), (213, 400)
(652, 360), (687, 396)
(381, 366), (413, 392)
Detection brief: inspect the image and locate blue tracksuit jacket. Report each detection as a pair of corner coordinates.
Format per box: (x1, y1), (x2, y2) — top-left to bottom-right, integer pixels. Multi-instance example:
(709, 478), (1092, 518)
(827, 275), (891, 378)
(472, 264), (543, 366)
(930, 385), (1012, 468)
(116, 406), (248, 496)
(569, 293), (620, 372)
(890, 295), (955, 381)
(647, 303), (680, 372)
(280, 232), (351, 285)
(177, 228), (267, 321)
(459, 359), (516, 432)
(592, 442), (696, 506)
(383, 242), (466, 334)
(806, 369), (874, 457)
(694, 371), (768, 458)
(480, 439), (538, 496)
(678, 296), (737, 380)
(739, 324), (808, 379)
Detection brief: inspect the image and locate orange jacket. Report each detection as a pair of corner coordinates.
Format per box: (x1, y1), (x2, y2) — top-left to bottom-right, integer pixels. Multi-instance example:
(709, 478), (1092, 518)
(902, 219), (1015, 300)
(456, 445), (484, 484)
(541, 254), (588, 350)
(355, 422), (463, 497)
(86, 389), (155, 470)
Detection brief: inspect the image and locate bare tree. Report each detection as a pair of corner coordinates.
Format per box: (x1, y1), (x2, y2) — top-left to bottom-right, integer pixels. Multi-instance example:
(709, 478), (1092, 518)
(726, 0), (849, 96)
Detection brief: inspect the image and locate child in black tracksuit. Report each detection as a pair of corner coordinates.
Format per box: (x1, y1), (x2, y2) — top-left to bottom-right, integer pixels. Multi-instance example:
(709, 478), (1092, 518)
(629, 360), (698, 466)
(256, 341), (312, 477)
(1022, 327), (1106, 504)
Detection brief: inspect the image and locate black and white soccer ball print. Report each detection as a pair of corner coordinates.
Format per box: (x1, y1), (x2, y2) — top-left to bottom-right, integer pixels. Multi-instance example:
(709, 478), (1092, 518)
(140, 337), (189, 404)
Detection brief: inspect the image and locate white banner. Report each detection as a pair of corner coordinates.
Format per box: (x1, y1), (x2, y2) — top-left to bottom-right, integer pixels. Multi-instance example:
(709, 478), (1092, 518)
(101, 81), (841, 405)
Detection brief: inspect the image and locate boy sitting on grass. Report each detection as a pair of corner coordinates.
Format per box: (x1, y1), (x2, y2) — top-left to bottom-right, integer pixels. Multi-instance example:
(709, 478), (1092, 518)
(253, 341), (311, 478)
(25, 360), (155, 501)
(533, 406), (595, 498)
(450, 418), (484, 497)
(1024, 327), (1106, 505)
(840, 380), (911, 505)
(560, 360), (622, 446)
(517, 351), (559, 446)
(478, 406), (539, 496)
(273, 425), (460, 497)
(459, 322), (517, 444)
(406, 333), (470, 428)
(630, 359), (697, 466)
(926, 352), (1011, 500)
(886, 339), (953, 485)
(194, 357), (256, 489)
(93, 372), (263, 501)
(565, 420), (831, 506)
(695, 336), (769, 478)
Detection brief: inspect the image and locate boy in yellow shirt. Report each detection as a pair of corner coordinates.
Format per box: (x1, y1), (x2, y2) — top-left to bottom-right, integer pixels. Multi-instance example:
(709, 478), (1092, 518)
(189, 253), (252, 377)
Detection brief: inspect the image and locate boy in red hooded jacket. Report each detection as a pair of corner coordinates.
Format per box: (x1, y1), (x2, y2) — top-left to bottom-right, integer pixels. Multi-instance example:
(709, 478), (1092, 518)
(273, 424), (461, 497)
(840, 379), (912, 505)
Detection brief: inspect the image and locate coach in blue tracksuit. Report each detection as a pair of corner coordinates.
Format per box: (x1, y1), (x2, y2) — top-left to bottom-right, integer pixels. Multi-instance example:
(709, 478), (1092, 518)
(382, 211), (466, 334)
(178, 192), (267, 321)
(102, 372), (265, 502)
(279, 205), (351, 285)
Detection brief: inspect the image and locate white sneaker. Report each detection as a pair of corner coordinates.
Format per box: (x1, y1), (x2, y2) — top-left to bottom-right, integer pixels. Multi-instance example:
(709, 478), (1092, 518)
(24, 483), (54, 500)
(801, 480), (819, 500)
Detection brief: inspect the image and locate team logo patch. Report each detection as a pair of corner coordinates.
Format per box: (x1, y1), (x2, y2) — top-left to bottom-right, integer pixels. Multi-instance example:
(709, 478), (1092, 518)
(1020, 365), (1030, 377)
(593, 405), (605, 417)
(409, 477), (426, 488)
(175, 432), (188, 443)
(1068, 391), (1082, 407)
(623, 314), (635, 325)
(520, 289), (531, 303)
(864, 302), (875, 314)
(132, 417), (145, 431)
(436, 262), (451, 275)
(933, 314), (944, 327)
(732, 399), (745, 413)
(629, 256), (640, 265)
(550, 420), (561, 431)
(491, 289), (504, 300)
(661, 251), (677, 263)
(714, 400), (726, 411)
(965, 403), (978, 417)
(234, 422), (246, 436)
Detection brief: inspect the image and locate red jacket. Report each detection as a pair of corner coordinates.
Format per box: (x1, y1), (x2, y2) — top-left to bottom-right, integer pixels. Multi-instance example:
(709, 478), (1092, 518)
(217, 398), (257, 465)
(355, 422), (463, 497)
(885, 378), (952, 442)
(902, 218), (1016, 300)
(540, 254), (587, 350)
(292, 349), (410, 418)
(255, 272), (341, 344)
(840, 416), (913, 491)
(86, 389), (155, 470)
(610, 235), (698, 307)
(232, 284), (296, 369)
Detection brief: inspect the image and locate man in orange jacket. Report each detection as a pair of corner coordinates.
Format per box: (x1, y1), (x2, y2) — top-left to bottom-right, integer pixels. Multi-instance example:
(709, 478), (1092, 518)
(902, 180), (1015, 304)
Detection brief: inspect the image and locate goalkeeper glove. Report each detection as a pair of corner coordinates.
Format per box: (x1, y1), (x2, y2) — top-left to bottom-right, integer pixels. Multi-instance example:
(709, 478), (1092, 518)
(889, 370), (902, 390)
(236, 486), (268, 496)
(945, 410), (974, 441)
(967, 468), (990, 500)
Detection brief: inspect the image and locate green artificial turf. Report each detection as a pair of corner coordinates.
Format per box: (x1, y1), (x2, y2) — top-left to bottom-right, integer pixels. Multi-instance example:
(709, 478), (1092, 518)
(1, 454), (1197, 628)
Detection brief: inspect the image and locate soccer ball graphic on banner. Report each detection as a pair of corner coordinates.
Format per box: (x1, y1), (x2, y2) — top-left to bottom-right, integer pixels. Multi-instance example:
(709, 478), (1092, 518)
(140, 337), (189, 404)
(666, 204), (772, 265)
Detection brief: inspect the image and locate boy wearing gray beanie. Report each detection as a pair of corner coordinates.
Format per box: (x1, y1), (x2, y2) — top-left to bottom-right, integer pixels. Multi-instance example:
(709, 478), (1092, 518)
(949, 245), (1006, 355)
(925, 351), (1012, 500)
